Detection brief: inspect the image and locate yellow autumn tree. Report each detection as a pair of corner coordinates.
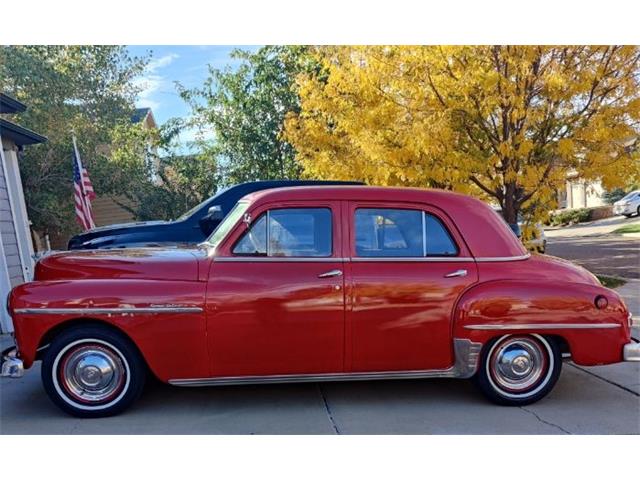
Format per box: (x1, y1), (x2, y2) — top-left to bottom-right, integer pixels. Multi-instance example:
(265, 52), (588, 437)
(285, 46), (640, 224)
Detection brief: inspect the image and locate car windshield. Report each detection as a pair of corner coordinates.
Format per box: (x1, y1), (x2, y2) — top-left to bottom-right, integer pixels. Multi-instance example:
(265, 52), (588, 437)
(176, 186), (231, 221)
(621, 190), (639, 201)
(204, 201), (250, 250)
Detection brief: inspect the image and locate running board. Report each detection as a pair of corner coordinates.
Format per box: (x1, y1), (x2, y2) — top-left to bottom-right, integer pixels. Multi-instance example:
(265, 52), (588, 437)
(169, 338), (482, 387)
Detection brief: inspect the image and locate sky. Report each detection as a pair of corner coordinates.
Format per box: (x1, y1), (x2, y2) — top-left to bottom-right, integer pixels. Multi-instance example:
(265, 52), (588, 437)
(126, 45), (260, 142)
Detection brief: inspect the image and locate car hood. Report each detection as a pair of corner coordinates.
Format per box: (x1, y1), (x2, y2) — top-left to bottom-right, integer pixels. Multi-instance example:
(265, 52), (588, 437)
(34, 248), (204, 282)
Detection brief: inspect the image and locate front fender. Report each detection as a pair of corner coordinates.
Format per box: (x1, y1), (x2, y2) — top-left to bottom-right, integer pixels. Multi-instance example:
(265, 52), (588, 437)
(453, 280), (631, 366)
(8, 279), (208, 381)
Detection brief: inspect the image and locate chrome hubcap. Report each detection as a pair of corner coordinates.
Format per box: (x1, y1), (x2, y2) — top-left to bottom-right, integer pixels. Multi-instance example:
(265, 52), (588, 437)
(61, 345), (125, 403)
(490, 337), (546, 392)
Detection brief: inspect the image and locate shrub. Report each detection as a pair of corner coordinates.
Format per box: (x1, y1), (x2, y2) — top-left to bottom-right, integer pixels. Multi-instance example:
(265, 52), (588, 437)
(548, 208), (592, 226)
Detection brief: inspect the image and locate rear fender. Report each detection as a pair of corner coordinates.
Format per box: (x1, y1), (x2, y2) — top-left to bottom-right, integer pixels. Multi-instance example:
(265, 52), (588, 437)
(453, 280), (630, 366)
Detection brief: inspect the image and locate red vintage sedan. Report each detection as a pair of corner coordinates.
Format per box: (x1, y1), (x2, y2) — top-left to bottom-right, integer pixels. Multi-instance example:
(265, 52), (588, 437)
(2, 186), (638, 417)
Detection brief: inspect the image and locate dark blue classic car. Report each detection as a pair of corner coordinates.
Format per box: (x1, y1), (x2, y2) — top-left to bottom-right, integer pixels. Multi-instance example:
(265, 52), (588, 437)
(68, 180), (361, 250)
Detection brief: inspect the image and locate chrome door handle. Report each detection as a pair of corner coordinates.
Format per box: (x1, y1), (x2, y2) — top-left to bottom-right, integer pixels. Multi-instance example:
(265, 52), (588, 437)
(444, 269), (467, 278)
(318, 269), (343, 278)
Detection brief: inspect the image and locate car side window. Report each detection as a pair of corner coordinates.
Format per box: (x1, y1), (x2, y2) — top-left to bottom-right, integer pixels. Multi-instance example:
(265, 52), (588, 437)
(233, 208), (332, 257)
(355, 209), (423, 257)
(233, 214), (267, 255)
(354, 208), (457, 257)
(424, 213), (458, 256)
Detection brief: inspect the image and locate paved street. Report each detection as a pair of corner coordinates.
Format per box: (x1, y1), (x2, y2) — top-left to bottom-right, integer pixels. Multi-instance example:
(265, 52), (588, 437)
(545, 215), (640, 280)
(546, 235), (640, 279)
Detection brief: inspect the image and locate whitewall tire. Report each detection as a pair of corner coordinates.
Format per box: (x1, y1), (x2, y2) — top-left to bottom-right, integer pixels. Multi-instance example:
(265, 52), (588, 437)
(473, 334), (562, 406)
(41, 325), (146, 418)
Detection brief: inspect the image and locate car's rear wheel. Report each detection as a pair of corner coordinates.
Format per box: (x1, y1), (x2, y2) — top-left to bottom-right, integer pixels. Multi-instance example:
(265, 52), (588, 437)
(473, 334), (561, 406)
(41, 325), (146, 418)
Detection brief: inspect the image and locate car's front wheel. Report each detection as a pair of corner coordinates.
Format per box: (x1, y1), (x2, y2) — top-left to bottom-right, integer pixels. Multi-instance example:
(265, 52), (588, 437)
(473, 334), (561, 406)
(41, 325), (146, 418)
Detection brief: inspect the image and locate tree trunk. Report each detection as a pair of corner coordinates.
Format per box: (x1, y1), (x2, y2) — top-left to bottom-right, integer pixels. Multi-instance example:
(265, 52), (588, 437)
(502, 181), (518, 225)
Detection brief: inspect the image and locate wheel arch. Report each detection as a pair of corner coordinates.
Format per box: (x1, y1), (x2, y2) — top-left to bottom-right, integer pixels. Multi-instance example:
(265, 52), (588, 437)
(35, 318), (147, 367)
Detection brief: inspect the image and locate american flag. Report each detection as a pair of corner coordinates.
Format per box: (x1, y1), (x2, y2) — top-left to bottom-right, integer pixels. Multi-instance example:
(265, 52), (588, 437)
(72, 137), (96, 231)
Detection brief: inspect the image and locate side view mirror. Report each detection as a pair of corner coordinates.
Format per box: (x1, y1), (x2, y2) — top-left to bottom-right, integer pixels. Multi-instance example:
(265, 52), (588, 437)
(207, 205), (225, 221)
(198, 205), (225, 235)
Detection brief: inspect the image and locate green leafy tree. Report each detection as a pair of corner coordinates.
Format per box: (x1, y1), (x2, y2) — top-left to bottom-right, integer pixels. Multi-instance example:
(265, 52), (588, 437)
(179, 46), (314, 184)
(115, 120), (220, 221)
(0, 46), (149, 237)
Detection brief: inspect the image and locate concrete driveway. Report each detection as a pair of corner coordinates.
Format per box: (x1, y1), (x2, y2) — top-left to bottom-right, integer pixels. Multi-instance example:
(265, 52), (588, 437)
(1, 354), (638, 434)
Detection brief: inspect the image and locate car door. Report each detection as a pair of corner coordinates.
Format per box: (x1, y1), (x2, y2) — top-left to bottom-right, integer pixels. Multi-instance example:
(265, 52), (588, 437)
(205, 201), (345, 377)
(345, 201), (478, 372)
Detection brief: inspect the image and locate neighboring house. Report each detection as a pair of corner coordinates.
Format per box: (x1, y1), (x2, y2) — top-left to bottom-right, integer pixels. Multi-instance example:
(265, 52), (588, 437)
(557, 137), (637, 210)
(91, 107), (158, 227)
(557, 173), (606, 210)
(0, 93), (47, 333)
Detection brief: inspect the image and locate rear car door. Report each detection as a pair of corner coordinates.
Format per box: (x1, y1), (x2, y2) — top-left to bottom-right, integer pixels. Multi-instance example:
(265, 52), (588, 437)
(345, 201), (478, 372)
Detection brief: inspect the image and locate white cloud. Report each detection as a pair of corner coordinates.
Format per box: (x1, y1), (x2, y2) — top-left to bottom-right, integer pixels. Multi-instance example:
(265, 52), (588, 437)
(147, 53), (179, 71)
(134, 53), (179, 111)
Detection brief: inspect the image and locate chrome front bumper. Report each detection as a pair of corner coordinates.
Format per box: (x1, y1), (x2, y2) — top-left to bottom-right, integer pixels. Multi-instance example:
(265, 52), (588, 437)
(0, 346), (24, 378)
(613, 206), (633, 215)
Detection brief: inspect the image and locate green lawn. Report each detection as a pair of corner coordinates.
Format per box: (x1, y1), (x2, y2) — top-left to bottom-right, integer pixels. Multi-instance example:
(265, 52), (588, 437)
(596, 275), (627, 289)
(613, 224), (640, 234)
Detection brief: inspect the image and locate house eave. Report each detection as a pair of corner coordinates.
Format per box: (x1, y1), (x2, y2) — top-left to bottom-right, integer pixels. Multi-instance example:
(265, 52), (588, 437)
(0, 118), (47, 146)
(0, 93), (27, 114)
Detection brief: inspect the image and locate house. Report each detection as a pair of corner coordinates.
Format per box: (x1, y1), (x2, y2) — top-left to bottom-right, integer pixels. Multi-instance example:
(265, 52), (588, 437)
(557, 138), (637, 210)
(557, 174), (606, 210)
(90, 107), (158, 227)
(0, 93), (47, 333)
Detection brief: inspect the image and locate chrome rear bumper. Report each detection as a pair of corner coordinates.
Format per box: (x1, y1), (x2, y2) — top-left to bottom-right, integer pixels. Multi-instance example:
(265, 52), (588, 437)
(623, 340), (640, 362)
(0, 346), (24, 378)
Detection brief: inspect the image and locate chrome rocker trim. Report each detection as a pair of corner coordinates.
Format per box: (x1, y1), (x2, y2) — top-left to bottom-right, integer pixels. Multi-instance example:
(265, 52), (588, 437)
(14, 306), (203, 315)
(169, 338), (482, 386)
(464, 323), (621, 330)
(0, 346), (24, 378)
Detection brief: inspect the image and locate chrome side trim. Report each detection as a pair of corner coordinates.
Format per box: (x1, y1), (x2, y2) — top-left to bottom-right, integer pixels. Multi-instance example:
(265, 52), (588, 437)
(464, 323), (621, 331)
(474, 253), (531, 262)
(14, 307), (203, 315)
(214, 257), (347, 263)
(169, 338), (483, 386)
(214, 255), (529, 263)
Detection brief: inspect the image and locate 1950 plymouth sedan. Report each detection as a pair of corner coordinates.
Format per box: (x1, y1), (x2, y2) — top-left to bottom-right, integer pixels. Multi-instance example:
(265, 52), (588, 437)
(2, 186), (638, 417)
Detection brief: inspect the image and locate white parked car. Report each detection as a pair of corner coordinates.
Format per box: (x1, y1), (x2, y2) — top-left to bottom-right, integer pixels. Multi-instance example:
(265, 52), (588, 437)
(613, 190), (640, 217)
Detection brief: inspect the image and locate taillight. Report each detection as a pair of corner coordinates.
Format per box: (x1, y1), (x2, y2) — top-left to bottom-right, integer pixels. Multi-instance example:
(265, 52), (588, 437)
(595, 295), (608, 310)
